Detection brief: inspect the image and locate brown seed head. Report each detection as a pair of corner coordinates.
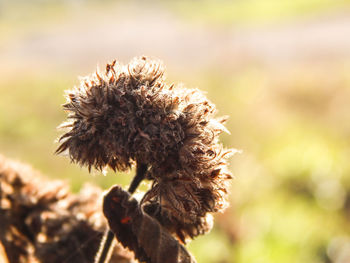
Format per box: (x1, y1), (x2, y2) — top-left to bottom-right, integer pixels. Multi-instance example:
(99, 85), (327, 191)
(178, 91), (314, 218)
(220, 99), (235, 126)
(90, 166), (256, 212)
(56, 56), (234, 237)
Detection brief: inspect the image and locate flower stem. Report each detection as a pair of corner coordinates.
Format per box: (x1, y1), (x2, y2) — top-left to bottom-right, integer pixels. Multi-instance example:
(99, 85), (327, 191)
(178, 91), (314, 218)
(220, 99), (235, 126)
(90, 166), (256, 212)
(128, 163), (148, 193)
(94, 163), (148, 263)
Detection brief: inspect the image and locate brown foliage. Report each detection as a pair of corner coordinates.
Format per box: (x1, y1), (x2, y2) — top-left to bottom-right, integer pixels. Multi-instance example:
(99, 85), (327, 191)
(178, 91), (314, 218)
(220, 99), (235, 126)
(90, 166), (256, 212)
(0, 155), (134, 263)
(103, 186), (196, 263)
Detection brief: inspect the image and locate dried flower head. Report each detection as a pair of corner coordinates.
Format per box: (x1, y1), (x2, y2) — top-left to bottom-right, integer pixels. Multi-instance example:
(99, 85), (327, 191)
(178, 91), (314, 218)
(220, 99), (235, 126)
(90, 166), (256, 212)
(56, 57), (168, 172)
(0, 155), (134, 263)
(143, 202), (213, 243)
(56, 56), (234, 240)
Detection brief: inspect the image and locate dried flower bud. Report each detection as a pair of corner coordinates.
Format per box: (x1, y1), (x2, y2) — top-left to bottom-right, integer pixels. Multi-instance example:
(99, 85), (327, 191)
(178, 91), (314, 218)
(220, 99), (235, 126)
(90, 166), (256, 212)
(143, 202), (213, 243)
(142, 148), (233, 226)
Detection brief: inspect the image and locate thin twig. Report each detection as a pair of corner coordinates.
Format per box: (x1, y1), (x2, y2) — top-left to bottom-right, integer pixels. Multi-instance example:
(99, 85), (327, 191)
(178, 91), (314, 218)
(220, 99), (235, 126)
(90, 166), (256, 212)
(94, 230), (115, 263)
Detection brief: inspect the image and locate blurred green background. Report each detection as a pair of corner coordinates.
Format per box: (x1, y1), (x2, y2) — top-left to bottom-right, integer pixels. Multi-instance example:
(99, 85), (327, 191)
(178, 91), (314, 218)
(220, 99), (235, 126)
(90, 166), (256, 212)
(1, 0), (350, 262)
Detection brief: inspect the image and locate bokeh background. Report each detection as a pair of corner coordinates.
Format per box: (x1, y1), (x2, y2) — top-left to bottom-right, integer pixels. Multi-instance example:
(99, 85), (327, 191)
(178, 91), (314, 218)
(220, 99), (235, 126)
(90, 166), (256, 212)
(1, 0), (350, 262)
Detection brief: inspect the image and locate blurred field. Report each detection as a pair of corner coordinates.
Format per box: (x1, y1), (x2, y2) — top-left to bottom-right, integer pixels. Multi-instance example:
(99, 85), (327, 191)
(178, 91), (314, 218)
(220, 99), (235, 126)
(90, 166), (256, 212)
(1, 0), (350, 262)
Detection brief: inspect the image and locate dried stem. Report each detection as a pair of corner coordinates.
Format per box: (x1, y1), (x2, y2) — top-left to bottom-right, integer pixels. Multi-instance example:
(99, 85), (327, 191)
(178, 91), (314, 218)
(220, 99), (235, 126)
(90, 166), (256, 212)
(94, 230), (115, 263)
(128, 163), (148, 193)
(95, 163), (148, 263)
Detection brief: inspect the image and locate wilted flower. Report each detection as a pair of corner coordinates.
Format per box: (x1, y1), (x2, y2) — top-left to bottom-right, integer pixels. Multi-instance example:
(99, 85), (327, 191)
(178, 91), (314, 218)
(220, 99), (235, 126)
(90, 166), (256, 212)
(56, 56), (234, 240)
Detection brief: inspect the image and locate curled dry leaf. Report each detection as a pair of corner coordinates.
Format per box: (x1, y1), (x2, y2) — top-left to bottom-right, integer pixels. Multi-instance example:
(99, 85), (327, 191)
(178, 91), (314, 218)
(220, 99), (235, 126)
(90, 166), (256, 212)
(103, 185), (196, 263)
